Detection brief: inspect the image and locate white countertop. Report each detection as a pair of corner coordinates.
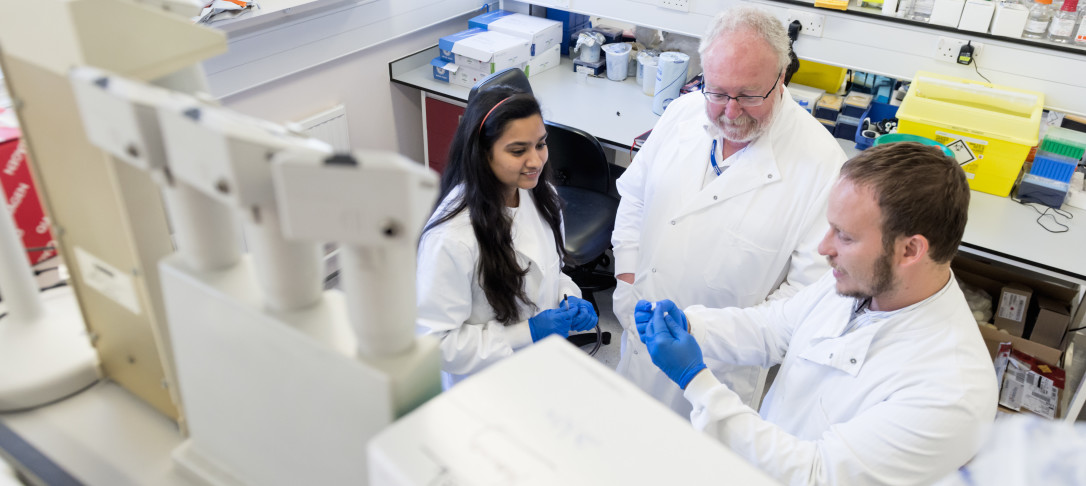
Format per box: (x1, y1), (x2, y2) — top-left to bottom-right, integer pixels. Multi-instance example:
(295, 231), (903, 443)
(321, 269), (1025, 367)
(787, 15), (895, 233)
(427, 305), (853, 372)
(391, 47), (659, 148)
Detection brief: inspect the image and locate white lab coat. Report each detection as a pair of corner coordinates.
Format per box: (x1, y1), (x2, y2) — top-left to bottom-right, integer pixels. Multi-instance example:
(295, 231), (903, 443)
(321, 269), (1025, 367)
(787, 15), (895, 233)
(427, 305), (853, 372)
(682, 272), (999, 486)
(416, 185), (580, 389)
(612, 87), (846, 413)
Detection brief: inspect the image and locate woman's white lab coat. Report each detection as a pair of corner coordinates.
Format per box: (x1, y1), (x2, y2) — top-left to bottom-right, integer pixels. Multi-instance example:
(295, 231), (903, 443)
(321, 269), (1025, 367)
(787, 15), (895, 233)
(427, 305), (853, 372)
(611, 88), (846, 411)
(416, 185), (580, 388)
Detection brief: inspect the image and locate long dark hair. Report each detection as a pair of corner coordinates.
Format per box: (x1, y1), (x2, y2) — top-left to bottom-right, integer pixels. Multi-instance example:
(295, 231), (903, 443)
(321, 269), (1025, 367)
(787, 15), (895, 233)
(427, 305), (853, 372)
(424, 86), (565, 325)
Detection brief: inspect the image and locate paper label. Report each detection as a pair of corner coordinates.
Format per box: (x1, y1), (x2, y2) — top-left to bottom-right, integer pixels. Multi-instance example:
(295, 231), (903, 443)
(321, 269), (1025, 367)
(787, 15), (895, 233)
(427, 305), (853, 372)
(935, 130), (987, 168)
(997, 290), (1027, 322)
(74, 246), (142, 315)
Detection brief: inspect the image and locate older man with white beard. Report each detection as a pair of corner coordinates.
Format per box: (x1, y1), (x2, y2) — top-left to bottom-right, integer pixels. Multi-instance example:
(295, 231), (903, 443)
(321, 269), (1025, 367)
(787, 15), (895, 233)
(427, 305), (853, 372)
(611, 5), (847, 416)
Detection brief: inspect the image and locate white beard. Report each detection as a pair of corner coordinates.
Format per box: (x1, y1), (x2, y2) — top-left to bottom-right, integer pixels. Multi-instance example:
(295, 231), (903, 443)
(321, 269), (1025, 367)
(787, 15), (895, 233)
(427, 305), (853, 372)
(709, 108), (773, 144)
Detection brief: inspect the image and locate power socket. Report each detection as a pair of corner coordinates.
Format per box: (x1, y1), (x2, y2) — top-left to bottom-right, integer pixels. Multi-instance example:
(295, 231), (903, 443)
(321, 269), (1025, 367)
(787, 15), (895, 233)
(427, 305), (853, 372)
(934, 36), (983, 64)
(658, 0), (690, 12)
(786, 9), (825, 37)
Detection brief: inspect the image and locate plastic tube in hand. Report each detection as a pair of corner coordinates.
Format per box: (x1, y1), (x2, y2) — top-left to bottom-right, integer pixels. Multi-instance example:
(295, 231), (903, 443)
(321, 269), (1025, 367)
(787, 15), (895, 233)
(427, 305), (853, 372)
(565, 295), (598, 332)
(643, 303), (705, 389)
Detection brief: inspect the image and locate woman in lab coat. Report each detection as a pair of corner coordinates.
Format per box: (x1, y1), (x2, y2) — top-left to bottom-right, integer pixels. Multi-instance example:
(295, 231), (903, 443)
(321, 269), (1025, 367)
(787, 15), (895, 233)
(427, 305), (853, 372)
(416, 86), (598, 388)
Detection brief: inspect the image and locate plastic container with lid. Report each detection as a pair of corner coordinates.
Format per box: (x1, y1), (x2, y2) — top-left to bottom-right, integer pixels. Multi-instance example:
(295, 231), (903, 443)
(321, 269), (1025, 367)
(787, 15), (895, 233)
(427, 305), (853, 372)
(1040, 126), (1086, 161)
(895, 71), (1045, 196)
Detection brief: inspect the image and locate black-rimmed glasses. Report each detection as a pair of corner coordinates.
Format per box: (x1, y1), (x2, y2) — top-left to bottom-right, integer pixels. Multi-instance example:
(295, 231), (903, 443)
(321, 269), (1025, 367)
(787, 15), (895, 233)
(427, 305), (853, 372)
(702, 69), (782, 107)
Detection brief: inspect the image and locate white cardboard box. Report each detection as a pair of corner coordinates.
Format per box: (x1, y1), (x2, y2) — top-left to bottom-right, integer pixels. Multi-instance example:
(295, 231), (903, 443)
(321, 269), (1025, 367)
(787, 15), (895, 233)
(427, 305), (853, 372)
(470, 11), (563, 57)
(452, 30), (531, 74)
(449, 62), (528, 89)
(526, 44), (561, 78)
(958, 0), (996, 32)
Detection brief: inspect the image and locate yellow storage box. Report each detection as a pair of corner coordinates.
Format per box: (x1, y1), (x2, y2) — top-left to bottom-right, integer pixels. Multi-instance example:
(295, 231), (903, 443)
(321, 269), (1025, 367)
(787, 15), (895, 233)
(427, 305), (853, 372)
(896, 71), (1044, 197)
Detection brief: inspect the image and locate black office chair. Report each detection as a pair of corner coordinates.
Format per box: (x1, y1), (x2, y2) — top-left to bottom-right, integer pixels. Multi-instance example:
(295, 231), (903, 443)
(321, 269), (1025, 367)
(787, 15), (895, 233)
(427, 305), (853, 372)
(544, 121), (620, 318)
(469, 70), (617, 350)
(468, 67), (534, 102)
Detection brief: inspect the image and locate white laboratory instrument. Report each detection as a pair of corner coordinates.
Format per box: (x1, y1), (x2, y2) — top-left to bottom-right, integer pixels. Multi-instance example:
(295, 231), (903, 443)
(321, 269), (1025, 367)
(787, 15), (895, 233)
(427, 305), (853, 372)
(70, 66), (443, 484)
(0, 187), (99, 412)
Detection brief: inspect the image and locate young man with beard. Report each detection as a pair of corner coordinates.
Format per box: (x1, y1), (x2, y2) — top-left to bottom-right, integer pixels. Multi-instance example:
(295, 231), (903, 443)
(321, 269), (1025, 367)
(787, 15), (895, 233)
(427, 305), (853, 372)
(637, 142), (998, 485)
(611, 6), (846, 414)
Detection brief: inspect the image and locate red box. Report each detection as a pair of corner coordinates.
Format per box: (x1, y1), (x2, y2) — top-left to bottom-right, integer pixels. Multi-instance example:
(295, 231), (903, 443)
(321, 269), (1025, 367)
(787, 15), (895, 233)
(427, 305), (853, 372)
(1, 121), (56, 266)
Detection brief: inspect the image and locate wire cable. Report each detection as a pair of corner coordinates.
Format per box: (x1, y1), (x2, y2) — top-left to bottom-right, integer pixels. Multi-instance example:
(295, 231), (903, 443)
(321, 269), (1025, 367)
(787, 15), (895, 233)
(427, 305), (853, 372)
(972, 54), (992, 84)
(1011, 196), (1073, 233)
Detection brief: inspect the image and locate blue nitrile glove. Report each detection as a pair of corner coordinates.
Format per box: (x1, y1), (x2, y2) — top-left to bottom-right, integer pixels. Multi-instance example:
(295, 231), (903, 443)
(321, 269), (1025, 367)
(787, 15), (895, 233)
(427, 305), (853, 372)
(529, 306), (577, 342)
(634, 300), (654, 343)
(565, 296), (599, 332)
(635, 299), (687, 343)
(644, 304), (706, 389)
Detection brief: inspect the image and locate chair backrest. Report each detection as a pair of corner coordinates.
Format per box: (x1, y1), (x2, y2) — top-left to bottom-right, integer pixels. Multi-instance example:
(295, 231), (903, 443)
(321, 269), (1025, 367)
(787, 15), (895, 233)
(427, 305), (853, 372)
(468, 67), (533, 102)
(544, 121), (610, 195)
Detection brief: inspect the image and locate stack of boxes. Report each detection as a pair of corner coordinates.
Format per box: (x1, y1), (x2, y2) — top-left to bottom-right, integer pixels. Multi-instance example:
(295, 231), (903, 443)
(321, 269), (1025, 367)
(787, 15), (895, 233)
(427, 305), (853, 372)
(431, 11), (563, 88)
(835, 92), (872, 140)
(1017, 127), (1086, 208)
(814, 94), (844, 135)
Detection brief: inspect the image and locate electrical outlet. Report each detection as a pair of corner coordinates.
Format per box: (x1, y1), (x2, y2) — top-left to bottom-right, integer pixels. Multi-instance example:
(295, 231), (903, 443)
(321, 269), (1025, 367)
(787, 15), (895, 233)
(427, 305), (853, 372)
(934, 36), (983, 63)
(786, 9), (825, 37)
(659, 0), (690, 12)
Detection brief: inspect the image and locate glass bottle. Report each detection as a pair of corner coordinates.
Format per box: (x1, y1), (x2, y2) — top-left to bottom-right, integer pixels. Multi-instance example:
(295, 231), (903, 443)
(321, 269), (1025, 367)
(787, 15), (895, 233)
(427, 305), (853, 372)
(908, 0), (937, 21)
(1047, 0), (1079, 42)
(1022, 0), (1053, 38)
(1074, 4), (1086, 43)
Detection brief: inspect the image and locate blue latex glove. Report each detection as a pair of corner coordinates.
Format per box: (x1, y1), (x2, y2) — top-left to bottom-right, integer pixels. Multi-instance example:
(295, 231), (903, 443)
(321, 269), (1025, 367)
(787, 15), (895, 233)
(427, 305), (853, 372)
(643, 304), (706, 389)
(634, 300), (654, 343)
(565, 296), (598, 332)
(635, 299), (687, 343)
(529, 306), (576, 342)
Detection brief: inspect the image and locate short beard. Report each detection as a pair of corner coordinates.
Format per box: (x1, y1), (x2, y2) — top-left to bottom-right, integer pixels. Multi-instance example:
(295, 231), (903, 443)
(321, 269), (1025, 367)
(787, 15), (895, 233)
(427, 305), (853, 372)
(708, 108), (773, 144)
(838, 248), (896, 300)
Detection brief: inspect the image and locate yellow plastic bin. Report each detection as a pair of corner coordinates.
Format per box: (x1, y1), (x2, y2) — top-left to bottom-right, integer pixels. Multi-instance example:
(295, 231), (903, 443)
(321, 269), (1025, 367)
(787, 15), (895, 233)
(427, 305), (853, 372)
(896, 71), (1044, 197)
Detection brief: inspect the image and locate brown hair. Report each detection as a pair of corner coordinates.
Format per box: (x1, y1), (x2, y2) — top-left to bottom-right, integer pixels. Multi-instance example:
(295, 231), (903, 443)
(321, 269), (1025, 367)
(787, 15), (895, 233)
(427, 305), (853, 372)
(839, 142), (970, 264)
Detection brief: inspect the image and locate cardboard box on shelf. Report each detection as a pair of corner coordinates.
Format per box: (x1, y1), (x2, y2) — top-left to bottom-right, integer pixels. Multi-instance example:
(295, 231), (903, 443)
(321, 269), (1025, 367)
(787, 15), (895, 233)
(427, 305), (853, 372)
(450, 30), (531, 74)
(991, 342), (1065, 419)
(979, 324), (1060, 367)
(526, 44), (560, 78)
(995, 283), (1032, 337)
(1028, 295), (1072, 350)
(469, 10), (563, 57)
(953, 255), (1077, 352)
(438, 28), (485, 63)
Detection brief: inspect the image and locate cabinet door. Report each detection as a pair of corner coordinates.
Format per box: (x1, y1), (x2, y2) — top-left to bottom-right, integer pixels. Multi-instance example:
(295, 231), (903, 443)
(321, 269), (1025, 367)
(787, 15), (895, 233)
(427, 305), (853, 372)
(424, 95), (465, 175)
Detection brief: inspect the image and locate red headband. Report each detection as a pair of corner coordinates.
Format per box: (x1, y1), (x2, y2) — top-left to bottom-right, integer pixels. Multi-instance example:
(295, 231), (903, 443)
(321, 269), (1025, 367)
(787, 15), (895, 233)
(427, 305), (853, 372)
(479, 96), (513, 131)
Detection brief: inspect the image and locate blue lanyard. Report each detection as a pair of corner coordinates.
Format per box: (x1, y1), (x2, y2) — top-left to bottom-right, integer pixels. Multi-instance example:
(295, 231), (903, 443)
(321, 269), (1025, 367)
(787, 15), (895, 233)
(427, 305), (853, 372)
(709, 138), (722, 176)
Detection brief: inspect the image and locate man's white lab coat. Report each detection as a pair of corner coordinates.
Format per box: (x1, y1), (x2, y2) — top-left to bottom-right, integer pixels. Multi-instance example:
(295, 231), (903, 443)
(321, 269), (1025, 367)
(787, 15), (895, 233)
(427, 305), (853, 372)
(612, 87), (846, 413)
(682, 272), (998, 486)
(417, 186), (580, 388)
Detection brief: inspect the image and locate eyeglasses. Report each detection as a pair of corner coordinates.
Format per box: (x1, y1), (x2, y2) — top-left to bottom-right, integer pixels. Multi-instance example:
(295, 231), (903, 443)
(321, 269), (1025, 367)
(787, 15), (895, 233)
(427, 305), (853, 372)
(702, 69), (782, 107)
